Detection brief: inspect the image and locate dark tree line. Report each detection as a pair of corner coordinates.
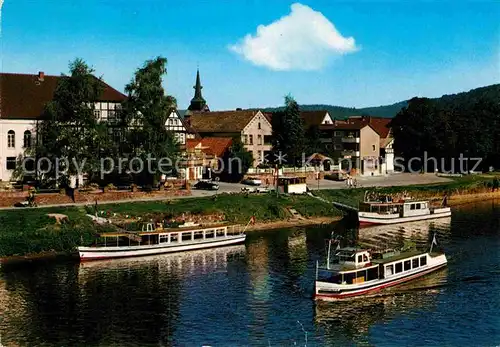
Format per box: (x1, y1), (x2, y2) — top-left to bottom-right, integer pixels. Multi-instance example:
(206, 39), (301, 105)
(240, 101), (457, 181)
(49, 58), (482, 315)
(391, 84), (500, 172)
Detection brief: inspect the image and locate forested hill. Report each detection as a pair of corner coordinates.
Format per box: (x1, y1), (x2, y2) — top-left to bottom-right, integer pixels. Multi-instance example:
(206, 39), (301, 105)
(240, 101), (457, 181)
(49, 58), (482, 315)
(262, 101), (407, 119)
(261, 84), (499, 119)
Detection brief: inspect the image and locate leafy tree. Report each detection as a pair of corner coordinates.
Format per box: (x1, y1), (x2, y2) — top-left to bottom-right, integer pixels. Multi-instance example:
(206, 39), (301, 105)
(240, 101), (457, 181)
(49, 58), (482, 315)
(221, 138), (253, 182)
(33, 58), (109, 186)
(271, 95), (306, 167)
(305, 124), (323, 155)
(121, 57), (179, 185)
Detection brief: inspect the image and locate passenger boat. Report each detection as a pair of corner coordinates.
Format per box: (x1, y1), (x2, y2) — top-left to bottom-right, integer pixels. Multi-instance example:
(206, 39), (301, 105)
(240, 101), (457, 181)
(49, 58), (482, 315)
(78, 220), (249, 261)
(358, 193), (451, 226)
(314, 234), (447, 300)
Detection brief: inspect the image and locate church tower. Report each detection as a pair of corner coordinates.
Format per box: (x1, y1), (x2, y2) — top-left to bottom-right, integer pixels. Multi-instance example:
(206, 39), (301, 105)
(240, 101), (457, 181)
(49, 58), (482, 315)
(188, 69), (209, 112)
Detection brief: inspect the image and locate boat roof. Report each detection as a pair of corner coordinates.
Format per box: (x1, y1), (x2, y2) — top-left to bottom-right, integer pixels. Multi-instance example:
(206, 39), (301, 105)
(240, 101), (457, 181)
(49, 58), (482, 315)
(98, 222), (238, 237)
(371, 250), (426, 264)
(338, 247), (369, 253)
(362, 200), (428, 206)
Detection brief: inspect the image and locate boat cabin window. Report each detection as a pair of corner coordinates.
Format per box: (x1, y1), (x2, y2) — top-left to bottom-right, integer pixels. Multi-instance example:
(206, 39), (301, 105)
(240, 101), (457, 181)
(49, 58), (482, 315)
(363, 254), (368, 262)
(339, 252), (355, 262)
(404, 260), (411, 271)
(343, 272), (355, 284)
(395, 262), (403, 273)
(194, 231), (204, 240)
(367, 267), (378, 281)
(317, 270), (342, 284)
(410, 204), (416, 210)
(205, 230), (214, 239)
(412, 258), (419, 268)
(358, 255), (363, 263)
(216, 228), (225, 237)
(420, 256), (427, 266)
(386, 264), (394, 276)
(354, 271), (366, 284)
(170, 233), (178, 242)
(182, 232), (192, 242)
(159, 234), (169, 243)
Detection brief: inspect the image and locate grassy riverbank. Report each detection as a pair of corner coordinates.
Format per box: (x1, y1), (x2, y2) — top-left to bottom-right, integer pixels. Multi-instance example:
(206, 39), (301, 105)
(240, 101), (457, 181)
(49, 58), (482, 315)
(0, 193), (342, 258)
(315, 174), (500, 208)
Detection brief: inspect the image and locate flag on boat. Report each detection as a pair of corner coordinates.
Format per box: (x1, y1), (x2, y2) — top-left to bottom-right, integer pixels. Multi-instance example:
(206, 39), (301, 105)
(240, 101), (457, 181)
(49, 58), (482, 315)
(432, 234), (438, 246)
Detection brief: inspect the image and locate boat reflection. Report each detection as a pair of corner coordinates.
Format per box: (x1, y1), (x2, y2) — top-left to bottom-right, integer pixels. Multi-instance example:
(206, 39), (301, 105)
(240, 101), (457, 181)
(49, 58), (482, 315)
(357, 217), (451, 249)
(314, 268), (448, 341)
(77, 244), (246, 281)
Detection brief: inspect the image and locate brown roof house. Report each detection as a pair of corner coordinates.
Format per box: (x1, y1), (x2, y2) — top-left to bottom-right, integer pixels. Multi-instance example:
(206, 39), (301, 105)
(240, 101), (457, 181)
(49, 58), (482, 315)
(347, 116), (394, 173)
(182, 137), (232, 180)
(330, 119), (382, 176)
(0, 71), (126, 182)
(187, 110), (272, 167)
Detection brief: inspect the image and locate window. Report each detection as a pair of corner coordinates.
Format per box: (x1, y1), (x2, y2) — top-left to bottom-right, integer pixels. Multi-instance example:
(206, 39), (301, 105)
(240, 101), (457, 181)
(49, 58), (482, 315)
(334, 144), (342, 150)
(334, 131), (342, 137)
(93, 110), (101, 118)
(420, 256), (427, 266)
(6, 157), (16, 170)
(249, 135), (253, 145)
(404, 260), (411, 271)
(412, 258), (419, 268)
(182, 232), (192, 241)
(258, 122), (261, 129)
(358, 255), (363, 263)
(7, 130), (15, 148)
(108, 110), (116, 123)
(193, 231), (204, 240)
(363, 254), (368, 262)
(23, 130), (32, 148)
(372, 145), (376, 151)
(244, 135), (248, 144)
(257, 135), (262, 145)
(395, 262), (403, 273)
(216, 229), (225, 237)
(169, 119), (174, 126)
(159, 235), (169, 243)
(410, 204), (416, 210)
(386, 265), (394, 276)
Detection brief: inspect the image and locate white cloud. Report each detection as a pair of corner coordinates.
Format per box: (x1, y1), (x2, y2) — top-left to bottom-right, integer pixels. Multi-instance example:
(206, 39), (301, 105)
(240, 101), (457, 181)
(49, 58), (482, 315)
(229, 3), (358, 71)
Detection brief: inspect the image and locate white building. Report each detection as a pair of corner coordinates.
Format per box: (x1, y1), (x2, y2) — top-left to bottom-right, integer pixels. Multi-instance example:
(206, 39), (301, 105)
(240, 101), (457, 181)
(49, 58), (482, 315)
(0, 71), (126, 182)
(165, 109), (197, 147)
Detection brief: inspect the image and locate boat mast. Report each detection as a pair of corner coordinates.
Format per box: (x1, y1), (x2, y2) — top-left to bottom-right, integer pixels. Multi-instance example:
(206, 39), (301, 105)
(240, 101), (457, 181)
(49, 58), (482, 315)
(326, 231), (335, 269)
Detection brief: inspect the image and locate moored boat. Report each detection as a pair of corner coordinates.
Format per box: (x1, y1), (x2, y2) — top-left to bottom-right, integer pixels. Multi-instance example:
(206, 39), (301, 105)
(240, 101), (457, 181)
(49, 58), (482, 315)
(314, 234), (447, 300)
(78, 220), (249, 261)
(358, 193), (451, 226)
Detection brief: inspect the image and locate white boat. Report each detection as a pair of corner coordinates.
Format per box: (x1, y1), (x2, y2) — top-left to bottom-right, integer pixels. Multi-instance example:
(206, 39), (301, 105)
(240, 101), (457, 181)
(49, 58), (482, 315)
(78, 221), (247, 261)
(358, 195), (451, 226)
(314, 235), (447, 300)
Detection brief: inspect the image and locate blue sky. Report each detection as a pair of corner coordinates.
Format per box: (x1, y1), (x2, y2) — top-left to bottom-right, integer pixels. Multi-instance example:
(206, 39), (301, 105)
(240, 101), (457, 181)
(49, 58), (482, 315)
(1, 0), (499, 110)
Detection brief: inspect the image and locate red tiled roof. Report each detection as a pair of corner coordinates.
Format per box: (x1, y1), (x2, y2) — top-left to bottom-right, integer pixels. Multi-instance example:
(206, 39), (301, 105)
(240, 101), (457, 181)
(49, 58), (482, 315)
(0, 72), (126, 120)
(189, 110), (260, 133)
(200, 137), (233, 157)
(347, 116), (391, 138)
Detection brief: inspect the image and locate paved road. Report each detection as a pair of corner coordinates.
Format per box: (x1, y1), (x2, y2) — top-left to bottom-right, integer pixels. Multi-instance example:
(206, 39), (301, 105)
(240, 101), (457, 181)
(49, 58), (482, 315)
(0, 173), (451, 211)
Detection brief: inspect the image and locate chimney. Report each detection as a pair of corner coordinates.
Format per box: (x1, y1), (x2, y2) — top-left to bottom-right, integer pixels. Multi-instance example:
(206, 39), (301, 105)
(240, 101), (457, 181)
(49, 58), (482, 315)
(38, 71), (45, 81)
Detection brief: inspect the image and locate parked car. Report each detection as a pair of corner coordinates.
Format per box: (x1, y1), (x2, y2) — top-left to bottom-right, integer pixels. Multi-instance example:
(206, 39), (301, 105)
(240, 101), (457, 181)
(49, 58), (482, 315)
(242, 177), (262, 186)
(193, 180), (219, 190)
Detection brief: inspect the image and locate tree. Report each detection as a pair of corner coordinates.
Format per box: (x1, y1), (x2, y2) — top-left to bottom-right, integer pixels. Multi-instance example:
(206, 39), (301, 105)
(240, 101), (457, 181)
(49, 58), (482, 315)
(271, 95), (306, 167)
(305, 124), (323, 155)
(121, 57), (179, 185)
(34, 58), (108, 186)
(221, 138), (253, 182)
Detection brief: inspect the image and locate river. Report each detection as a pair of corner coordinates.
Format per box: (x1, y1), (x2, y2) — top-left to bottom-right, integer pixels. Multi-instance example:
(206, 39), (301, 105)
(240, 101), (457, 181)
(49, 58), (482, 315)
(0, 200), (499, 346)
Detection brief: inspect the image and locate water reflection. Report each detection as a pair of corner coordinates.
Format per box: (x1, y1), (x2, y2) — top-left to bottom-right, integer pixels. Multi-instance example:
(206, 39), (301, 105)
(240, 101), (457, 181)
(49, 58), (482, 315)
(357, 217), (452, 249)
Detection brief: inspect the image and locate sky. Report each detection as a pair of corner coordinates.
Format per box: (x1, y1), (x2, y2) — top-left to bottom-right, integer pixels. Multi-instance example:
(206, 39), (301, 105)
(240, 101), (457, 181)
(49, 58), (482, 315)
(1, 0), (499, 110)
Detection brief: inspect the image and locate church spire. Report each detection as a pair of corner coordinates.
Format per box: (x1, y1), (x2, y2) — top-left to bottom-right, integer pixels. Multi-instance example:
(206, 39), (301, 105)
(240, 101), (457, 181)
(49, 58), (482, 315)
(188, 69), (208, 111)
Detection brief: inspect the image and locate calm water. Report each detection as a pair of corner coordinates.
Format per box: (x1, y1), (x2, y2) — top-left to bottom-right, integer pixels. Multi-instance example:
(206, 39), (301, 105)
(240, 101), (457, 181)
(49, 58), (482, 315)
(1, 201), (499, 346)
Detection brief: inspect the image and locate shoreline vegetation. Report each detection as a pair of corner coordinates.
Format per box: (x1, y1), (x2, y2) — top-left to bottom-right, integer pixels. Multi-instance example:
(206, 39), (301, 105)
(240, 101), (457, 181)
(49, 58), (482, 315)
(2, 174), (500, 262)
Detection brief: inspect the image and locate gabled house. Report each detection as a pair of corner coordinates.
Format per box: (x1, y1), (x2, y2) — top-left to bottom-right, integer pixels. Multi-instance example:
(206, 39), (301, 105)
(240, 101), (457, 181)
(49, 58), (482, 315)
(181, 137), (232, 180)
(165, 109), (198, 147)
(0, 71), (126, 182)
(187, 110), (272, 166)
(347, 116), (394, 173)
